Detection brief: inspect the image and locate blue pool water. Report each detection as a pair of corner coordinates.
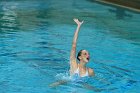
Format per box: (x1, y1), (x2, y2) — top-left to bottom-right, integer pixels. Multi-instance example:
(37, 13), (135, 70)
(0, 0), (140, 93)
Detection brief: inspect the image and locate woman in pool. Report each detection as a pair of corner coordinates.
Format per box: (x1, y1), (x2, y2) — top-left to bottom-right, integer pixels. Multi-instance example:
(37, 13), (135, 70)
(49, 18), (94, 87)
(70, 18), (94, 77)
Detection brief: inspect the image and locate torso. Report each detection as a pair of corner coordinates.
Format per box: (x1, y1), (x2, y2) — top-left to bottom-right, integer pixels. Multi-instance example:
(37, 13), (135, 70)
(74, 64), (89, 77)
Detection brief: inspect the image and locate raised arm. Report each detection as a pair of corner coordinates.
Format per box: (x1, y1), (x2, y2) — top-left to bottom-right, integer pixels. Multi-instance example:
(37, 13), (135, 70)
(70, 18), (83, 75)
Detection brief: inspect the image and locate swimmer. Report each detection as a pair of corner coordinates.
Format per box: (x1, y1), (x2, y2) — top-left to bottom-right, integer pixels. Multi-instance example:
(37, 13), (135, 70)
(70, 18), (94, 77)
(49, 18), (94, 88)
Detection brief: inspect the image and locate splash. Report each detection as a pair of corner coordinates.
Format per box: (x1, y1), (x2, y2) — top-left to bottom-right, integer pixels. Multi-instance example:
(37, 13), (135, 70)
(55, 72), (72, 81)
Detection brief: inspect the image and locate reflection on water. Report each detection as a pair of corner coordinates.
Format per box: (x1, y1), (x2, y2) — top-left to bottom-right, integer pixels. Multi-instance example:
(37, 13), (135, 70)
(88, 0), (140, 45)
(0, 0), (140, 93)
(0, 2), (19, 32)
(108, 8), (132, 20)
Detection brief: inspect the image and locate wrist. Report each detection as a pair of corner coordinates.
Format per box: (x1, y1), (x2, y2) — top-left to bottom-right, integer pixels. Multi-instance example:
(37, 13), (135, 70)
(77, 25), (81, 27)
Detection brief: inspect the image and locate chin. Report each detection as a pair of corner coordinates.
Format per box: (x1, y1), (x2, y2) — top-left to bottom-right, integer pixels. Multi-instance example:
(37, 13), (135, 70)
(83, 58), (89, 63)
(85, 60), (89, 63)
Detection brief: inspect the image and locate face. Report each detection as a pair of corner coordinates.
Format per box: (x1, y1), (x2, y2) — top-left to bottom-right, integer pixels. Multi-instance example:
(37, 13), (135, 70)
(79, 50), (90, 63)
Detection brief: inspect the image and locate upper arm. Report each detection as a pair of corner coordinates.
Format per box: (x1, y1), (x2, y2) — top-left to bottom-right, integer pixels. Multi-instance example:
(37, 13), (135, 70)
(88, 68), (95, 76)
(70, 43), (78, 74)
(70, 57), (78, 75)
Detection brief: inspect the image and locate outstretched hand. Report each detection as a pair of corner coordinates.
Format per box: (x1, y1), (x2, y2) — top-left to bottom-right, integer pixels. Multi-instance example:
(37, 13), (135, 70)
(73, 18), (84, 26)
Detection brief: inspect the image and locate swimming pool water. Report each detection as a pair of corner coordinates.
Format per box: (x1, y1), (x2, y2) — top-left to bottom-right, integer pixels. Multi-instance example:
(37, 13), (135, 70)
(0, 0), (140, 93)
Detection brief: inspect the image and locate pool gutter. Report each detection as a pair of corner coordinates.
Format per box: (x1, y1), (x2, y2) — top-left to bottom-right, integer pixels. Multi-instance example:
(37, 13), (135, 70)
(95, 0), (140, 13)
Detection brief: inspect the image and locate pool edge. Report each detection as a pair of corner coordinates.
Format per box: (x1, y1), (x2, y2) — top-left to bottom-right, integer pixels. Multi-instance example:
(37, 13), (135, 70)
(95, 0), (140, 13)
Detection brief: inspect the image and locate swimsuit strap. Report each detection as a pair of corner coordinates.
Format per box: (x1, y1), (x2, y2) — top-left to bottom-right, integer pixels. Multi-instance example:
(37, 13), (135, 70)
(83, 67), (89, 77)
(75, 66), (79, 74)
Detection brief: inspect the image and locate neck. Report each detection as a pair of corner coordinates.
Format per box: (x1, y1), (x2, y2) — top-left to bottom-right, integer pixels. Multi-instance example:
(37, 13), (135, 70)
(79, 61), (86, 68)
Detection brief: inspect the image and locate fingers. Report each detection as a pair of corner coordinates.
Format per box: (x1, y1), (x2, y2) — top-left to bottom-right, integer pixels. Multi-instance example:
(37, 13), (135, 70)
(81, 21), (84, 24)
(73, 18), (84, 25)
(73, 18), (78, 22)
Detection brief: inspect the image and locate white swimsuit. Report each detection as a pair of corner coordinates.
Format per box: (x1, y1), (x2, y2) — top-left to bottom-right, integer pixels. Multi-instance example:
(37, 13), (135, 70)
(74, 66), (89, 77)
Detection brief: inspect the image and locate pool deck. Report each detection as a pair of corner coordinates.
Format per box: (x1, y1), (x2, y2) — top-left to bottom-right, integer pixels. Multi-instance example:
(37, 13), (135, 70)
(95, 0), (140, 12)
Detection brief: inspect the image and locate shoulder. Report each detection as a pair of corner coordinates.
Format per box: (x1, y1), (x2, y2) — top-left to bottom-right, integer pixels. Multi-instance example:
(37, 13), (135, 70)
(70, 62), (78, 75)
(70, 59), (78, 70)
(88, 68), (95, 76)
